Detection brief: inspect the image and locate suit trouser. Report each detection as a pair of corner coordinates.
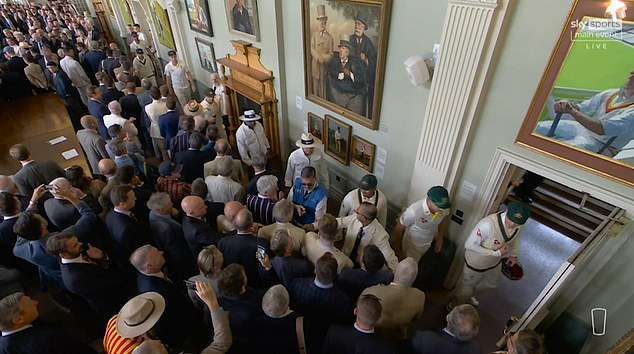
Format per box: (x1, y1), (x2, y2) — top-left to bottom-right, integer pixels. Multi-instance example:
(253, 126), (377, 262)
(452, 263), (501, 305)
(77, 84), (90, 106)
(152, 137), (169, 161)
(173, 86), (192, 109)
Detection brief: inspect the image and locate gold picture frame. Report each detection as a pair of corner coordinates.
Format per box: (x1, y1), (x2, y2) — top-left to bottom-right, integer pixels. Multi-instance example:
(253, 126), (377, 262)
(351, 135), (375, 172)
(307, 112), (325, 141)
(324, 114), (352, 165)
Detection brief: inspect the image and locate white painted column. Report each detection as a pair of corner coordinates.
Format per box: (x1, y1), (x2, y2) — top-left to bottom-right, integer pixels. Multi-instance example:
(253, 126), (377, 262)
(408, 0), (510, 202)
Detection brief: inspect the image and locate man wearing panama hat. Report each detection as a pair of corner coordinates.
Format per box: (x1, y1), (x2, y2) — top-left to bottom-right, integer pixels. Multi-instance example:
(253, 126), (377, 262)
(310, 4), (333, 98)
(284, 132), (329, 190)
(393, 186), (452, 262)
(235, 109), (270, 168)
(449, 201), (530, 310)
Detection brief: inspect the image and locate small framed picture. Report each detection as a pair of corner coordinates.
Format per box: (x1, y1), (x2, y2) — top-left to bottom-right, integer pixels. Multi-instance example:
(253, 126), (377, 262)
(324, 114), (352, 165)
(351, 135), (375, 172)
(307, 112), (324, 142)
(186, 0), (213, 36)
(195, 38), (217, 73)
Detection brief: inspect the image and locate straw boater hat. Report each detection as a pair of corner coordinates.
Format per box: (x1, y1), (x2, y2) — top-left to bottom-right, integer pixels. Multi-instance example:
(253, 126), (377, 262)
(296, 132), (322, 148)
(316, 4), (327, 19)
(116, 292), (165, 338)
(184, 100), (201, 116)
(239, 109), (261, 121)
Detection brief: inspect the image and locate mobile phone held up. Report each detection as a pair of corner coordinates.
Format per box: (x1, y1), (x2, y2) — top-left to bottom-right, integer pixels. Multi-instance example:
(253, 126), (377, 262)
(184, 280), (197, 290)
(256, 245), (266, 260)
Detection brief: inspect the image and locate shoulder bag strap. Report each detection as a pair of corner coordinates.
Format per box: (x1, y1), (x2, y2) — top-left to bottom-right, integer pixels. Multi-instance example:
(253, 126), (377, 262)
(296, 316), (307, 354)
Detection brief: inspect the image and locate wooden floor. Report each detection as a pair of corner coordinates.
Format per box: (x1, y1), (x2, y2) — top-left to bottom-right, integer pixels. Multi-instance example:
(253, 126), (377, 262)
(0, 93), (89, 176)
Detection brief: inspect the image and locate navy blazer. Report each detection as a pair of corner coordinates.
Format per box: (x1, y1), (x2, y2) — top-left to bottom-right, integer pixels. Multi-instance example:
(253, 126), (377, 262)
(149, 211), (195, 281)
(0, 218), (20, 268)
(173, 149), (213, 183)
(290, 278), (353, 326)
(182, 215), (222, 258)
(137, 273), (195, 347)
(84, 50), (106, 74)
(87, 99), (110, 139)
(218, 289), (263, 354)
(217, 233), (269, 289)
(323, 325), (397, 354)
(409, 329), (483, 354)
(159, 111), (180, 149)
(120, 94), (142, 121)
(101, 87), (124, 106)
(53, 69), (76, 99)
(106, 210), (153, 264)
(0, 325), (96, 354)
(60, 262), (125, 322)
(336, 268), (394, 300)
(245, 170), (284, 196)
(259, 255), (314, 289)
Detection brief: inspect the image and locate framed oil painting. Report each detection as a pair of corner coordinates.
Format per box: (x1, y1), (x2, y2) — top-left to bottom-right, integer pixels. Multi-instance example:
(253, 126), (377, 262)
(224, 0), (260, 41)
(516, 0), (634, 186)
(302, 0), (392, 130)
(307, 112), (325, 141)
(195, 38), (217, 73)
(186, 0), (213, 36)
(324, 114), (352, 164)
(150, 0), (176, 50)
(351, 135), (375, 172)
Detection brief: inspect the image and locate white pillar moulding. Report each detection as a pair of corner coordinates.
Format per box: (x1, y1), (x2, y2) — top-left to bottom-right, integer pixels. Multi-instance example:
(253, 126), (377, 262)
(408, 0), (510, 203)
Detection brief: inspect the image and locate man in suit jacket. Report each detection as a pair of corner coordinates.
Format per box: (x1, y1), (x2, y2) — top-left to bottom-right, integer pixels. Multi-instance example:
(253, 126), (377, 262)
(204, 156), (245, 203)
(409, 304), (482, 354)
(83, 41), (106, 75)
(0, 292), (96, 354)
(217, 209), (269, 289)
(181, 196), (221, 259)
(173, 132), (213, 184)
(130, 245), (198, 348)
(120, 82), (142, 120)
(245, 154), (283, 196)
(45, 233), (126, 324)
(257, 229), (313, 289)
(43, 177), (102, 230)
(148, 192), (195, 282)
(101, 75), (124, 106)
(0, 192), (28, 269)
(158, 97), (180, 153)
(258, 199), (305, 252)
(336, 244), (393, 300)
(8, 144), (65, 197)
(203, 139), (244, 183)
(105, 185), (153, 270)
(361, 257), (426, 341)
(323, 293), (397, 354)
(46, 61), (86, 130)
(86, 86), (110, 139)
(77, 115), (109, 174)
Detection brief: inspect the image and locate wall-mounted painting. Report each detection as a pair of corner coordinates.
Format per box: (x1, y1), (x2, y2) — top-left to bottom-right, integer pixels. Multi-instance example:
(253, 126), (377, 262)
(325, 114), (352, 165)
(117, 0), (135, 25)
(516, 0), (634, 187)
(307, 112), (324, 141)
(195, 38), (217, 73)
(302, 0), (392, 130)
(224, 0), (260, 41)
(351, 135), (375, 172)
(150, 0), (176, 50)
(186, 0), (213, 36)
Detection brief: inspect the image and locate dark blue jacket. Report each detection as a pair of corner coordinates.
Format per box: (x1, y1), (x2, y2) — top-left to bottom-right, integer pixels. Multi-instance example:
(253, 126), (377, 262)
(159, 110), (180, 149)
(87, 99), (110, 139)
(53, 69), (76, 99)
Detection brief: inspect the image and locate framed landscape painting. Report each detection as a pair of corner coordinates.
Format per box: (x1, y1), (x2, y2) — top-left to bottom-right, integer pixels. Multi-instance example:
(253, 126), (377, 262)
(307, 112), (324, 141)
(302, 0), (392, 130)
(351, 135), (375, 172)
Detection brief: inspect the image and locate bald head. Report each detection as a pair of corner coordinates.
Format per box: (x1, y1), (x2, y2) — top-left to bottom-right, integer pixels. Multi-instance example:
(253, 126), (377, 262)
(234, 209), (253, 233)
(98, 159), (116, 177)
(80, 115), (98, 130)
(214, 139), (230, 156)
(181, 195), (206, 217)
(224, 201), (243, 222)
(107, 101), (122, 115)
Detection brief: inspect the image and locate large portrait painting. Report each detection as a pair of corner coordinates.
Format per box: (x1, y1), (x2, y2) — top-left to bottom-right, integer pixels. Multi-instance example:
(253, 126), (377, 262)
(150, 0), (176, 50)
(224, 0), (260, 41)
(186, 0), (213, 36)
(195, 38), (217, 73)
(302, 0), (392, 130)
(517, 0), (634, 186)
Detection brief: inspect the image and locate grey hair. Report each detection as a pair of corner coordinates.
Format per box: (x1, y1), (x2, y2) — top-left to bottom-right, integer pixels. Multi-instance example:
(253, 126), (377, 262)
(256, 175), (278, 195)
(216, 156), (234, 177)
(252, 154), (267, 169)
(394, 257), (418, 287)
(129, 245), (155, 273)
(272, 199), (293, 223)
(262, 285), (289, 318)
(146, 192), (171, 213)
(447, 304), (480, 341)
(0, 292), (25, 331)
(107, 100), (122, 114)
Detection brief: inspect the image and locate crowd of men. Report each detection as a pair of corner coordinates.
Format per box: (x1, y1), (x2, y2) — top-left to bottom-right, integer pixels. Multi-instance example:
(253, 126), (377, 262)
(0, 1), (546, 353)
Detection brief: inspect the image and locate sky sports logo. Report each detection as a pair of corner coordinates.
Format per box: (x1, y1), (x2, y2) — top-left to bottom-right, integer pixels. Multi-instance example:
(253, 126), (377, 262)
(569, 18), (623, 43)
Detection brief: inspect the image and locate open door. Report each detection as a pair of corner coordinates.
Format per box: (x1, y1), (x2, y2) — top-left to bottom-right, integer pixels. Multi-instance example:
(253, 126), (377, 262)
(91, 0), (115, 43)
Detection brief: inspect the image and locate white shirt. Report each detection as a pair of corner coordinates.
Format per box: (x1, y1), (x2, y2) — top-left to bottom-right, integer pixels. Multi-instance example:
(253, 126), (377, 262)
(61, 254), (90, 264)
(284, 148), (330, 189)
(399, 198), (447, 247)
(103, 113), (138, 138)
(235, 122), (270, 166)
(145, 100), (168, 138)
(339, 188), (388, 226)
(211, 82), (229, 115)
(164, 61), (189, 89)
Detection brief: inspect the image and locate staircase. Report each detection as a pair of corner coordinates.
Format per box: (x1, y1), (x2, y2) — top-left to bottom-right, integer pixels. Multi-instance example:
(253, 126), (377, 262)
(507, 178), (615, 243)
